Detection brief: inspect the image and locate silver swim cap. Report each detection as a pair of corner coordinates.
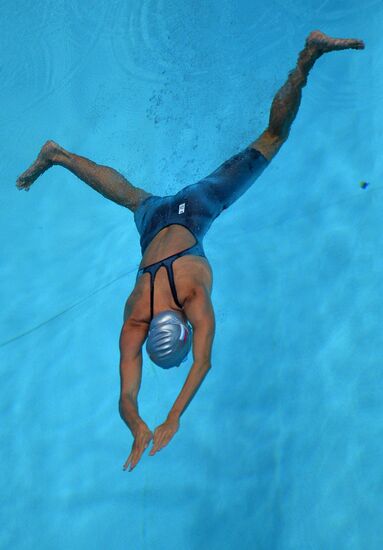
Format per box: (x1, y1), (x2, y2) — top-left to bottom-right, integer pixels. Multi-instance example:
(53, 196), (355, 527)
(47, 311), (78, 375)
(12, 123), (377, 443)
(146, 310), (192, 369)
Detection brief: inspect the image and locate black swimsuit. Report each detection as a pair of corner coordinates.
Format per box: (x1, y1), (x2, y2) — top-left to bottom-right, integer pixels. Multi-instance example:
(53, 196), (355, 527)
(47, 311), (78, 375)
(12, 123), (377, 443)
(134, 146), (269, 321)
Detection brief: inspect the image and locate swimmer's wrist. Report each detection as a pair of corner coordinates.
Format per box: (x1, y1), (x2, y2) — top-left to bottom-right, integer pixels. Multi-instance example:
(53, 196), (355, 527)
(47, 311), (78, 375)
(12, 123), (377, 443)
(119, 396), (147, 436)
(167, 410), (181, 422)
(131, 418), (147, 435)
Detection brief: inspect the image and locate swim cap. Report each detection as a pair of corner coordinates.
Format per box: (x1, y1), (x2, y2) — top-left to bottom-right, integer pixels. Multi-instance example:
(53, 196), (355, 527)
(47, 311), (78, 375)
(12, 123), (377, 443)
(146, 310), (192, 369)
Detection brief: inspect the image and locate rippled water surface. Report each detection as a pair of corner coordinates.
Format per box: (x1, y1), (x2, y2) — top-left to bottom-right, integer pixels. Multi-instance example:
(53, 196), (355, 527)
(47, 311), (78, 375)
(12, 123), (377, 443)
(1, 1), (382, 549)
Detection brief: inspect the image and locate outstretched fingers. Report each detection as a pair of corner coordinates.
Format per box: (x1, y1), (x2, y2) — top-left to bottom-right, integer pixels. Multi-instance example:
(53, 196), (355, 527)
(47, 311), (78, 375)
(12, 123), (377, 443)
(149, 421), (179, 456)
(123, 444), (147, 472)
(123, 430), (153, 472)
(149, 434), (166, 456)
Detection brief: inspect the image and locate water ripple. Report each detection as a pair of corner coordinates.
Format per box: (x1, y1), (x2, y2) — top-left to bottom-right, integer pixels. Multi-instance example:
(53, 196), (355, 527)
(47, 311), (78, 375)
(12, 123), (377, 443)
(1, 0), (110, 122)
(311, 0), (382, 19)
(110, 0), (296, 84)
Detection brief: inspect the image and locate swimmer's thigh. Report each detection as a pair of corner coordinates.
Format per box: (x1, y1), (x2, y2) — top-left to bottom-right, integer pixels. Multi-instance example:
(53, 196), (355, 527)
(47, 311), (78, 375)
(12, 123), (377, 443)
(191, 145), (270, 212)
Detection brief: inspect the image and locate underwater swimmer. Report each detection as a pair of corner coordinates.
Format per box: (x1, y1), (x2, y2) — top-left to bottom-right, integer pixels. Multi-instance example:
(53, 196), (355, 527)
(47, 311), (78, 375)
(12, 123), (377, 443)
(16, 30), (364, 472)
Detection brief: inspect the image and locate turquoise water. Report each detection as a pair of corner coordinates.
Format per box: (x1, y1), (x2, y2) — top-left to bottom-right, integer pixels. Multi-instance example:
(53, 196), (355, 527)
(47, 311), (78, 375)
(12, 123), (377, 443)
(1, 1), (382, 549)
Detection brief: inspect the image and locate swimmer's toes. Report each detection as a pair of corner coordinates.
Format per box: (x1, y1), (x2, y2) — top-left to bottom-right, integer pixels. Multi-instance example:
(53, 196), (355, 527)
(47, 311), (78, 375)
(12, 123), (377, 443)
(355, 40), (365, 49)
(17, 167), (39, 190)
(347, 38), (365, 50)
(16, 175), (32, 190)
(16, 151), (54, 190)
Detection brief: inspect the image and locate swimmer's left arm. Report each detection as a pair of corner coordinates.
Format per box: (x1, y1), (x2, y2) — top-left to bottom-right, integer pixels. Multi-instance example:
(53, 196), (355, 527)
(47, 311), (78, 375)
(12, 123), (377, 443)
(149, 288), (215, 456)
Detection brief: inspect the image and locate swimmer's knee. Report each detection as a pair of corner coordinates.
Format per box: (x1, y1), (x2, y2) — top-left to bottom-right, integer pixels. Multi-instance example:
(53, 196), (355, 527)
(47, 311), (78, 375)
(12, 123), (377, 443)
(249, 129), (286, 162)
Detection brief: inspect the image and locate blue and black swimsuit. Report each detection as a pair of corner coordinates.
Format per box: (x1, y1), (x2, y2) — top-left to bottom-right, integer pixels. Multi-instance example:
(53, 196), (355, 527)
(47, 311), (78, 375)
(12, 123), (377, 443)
(134, 146), (269, 321)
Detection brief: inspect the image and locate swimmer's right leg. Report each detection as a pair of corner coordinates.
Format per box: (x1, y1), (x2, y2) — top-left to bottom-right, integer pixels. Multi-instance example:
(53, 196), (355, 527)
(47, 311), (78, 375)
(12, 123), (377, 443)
(16, 141), (152, 212)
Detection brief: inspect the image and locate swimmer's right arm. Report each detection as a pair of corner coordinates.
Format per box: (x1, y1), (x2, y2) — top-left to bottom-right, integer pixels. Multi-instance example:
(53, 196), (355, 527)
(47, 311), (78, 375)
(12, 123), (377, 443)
(119, 320), (153, 472)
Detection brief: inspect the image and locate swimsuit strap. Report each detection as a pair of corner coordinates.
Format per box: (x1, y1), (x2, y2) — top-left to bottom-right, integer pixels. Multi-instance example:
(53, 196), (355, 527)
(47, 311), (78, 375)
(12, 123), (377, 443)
(139, 240), (206, 321)
(148, 256), (184, 322)
(165, 258), (183, 310)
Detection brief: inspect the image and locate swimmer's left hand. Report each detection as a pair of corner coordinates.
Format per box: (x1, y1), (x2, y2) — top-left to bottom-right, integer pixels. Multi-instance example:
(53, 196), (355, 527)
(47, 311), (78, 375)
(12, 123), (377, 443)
(149, 417), (180, 456)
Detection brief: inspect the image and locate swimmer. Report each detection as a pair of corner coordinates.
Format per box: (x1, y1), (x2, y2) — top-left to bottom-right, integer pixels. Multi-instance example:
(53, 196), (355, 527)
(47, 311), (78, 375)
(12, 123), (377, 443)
(16, 30), (365, 472)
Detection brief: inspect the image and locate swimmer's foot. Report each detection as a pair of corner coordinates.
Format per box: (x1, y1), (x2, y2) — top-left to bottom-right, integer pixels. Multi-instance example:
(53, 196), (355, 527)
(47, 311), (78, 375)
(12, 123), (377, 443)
(306, 30), (365, 54)
(16, 140), (62, 191)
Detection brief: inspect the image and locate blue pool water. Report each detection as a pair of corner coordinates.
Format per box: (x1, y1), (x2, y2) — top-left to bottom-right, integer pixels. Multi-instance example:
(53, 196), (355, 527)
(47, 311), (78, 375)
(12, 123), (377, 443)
(1, 1), (382, 549)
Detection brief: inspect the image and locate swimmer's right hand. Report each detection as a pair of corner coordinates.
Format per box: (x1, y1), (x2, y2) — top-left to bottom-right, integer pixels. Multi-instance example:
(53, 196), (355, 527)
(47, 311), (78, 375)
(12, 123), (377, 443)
(123, 423), (153, 472)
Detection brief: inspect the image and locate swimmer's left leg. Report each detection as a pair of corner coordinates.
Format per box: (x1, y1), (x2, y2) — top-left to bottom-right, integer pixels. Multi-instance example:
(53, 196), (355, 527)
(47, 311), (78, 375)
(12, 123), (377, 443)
(177, 32), (364, 218)
(250, 30), (365, 161)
